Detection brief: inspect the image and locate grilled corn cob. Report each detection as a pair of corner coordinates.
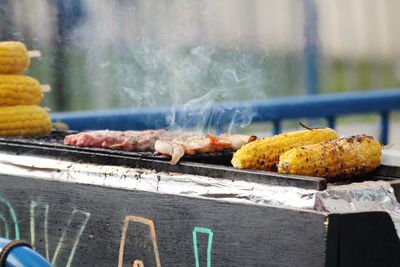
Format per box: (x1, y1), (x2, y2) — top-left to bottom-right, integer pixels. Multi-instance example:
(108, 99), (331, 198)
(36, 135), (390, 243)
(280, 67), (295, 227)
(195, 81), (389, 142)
(0, 105), (51, 136)
(0, 75), (42, 106)
(277, 134), (382, 181)
(231, 128), (338, 170)
(0, 42), (30, 74)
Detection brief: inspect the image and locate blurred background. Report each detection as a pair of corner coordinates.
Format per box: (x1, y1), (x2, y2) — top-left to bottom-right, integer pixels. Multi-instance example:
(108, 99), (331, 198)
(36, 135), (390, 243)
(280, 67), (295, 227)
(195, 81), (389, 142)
(0, 0), (399, 136)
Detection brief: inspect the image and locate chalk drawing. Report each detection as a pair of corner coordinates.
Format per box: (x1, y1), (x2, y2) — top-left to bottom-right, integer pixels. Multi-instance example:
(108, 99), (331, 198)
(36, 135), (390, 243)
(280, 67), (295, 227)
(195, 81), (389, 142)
(193, 227), (214, 267)
(30, 201), (50, 259)
(52, 209), (90, 267)
(0, 214), (9, 239)
(118, 215), (161, 267)
(133, 260), (145, 267)
(0, 195), (19, 239)
(30, 201), (90, 267)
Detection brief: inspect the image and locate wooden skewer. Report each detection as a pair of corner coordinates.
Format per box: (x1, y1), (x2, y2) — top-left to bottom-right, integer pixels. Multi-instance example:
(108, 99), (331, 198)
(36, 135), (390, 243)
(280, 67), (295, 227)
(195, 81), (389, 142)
(52, 122), (69, 131)
(109, 144), (124, 149)
(40, 84), (51, 93)
(299, 122), (322, 130)
(28, 50), (41, 58)
(383, 143), (395, 149)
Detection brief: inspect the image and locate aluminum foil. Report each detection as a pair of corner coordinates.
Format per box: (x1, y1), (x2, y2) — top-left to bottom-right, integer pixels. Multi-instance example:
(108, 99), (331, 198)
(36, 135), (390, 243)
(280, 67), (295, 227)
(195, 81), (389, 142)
(0, 153), (317, 208)
(1, 152), (400, 238)
(315, 181), (400, 237)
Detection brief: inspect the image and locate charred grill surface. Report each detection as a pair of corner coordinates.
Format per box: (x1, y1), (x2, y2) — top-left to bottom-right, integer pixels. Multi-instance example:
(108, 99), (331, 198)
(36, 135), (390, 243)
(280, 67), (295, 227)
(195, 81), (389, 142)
(0, 131), (398, 191)
(0, 131), (234, 164)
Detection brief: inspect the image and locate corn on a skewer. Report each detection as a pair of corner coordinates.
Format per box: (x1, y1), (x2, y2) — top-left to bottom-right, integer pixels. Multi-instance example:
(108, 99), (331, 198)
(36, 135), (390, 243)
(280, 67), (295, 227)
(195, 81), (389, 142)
(277, 134), (382, 181)
(0, 105), (51, 136)
(0, 75), (43, 106)
(0, 41), (31, 74)
(231, 128), (338, 170)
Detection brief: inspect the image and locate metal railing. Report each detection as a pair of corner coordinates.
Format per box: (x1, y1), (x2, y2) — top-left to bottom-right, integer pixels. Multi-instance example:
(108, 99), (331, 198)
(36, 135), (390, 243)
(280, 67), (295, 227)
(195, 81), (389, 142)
(51, 88), (400, 145)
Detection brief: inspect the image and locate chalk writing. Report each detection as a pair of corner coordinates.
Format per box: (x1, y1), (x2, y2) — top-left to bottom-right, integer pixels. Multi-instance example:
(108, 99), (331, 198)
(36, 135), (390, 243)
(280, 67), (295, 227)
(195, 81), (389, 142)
(0, 214), (9, 239)
(30, 200), (90, 267)
(118, 215), (161, 267)
(193, 227), (214, 267)
(53, 209), (90, 267)
(30, 200), (50, 259)
(0, 195), (19, 239)
(133, 260), (144, 267)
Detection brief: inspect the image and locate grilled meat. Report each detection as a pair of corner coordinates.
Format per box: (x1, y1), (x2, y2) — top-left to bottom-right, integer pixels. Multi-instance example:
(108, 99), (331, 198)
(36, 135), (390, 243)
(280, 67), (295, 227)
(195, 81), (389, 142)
(155, 134), (257, 165)
(64, 130), (256, 165)
(64, 129), (194, 151)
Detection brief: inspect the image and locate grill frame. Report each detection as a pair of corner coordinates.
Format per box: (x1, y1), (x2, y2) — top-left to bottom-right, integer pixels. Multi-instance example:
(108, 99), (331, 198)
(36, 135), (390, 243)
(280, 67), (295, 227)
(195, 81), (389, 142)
(0, 131), (398, 191)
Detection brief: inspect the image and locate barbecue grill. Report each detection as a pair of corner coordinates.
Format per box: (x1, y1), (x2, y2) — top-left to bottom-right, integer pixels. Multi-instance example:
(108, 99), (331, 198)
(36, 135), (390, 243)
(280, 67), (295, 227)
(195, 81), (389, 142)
(1, 131), (399, 191)
(0, 131), (399, 266)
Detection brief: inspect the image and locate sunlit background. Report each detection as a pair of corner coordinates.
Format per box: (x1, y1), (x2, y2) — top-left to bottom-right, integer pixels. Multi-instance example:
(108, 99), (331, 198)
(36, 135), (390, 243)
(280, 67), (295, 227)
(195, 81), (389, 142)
(1, 0), (399, 135)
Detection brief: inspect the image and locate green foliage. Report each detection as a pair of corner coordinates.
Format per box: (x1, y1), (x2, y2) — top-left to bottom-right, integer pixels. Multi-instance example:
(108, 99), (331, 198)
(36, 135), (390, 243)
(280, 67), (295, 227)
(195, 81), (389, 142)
(26, 45), (399, 112)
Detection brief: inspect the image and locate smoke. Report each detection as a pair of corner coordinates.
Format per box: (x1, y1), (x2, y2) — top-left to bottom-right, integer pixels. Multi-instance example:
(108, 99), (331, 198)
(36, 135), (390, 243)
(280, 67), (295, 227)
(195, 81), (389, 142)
(71, 0), (272, 133)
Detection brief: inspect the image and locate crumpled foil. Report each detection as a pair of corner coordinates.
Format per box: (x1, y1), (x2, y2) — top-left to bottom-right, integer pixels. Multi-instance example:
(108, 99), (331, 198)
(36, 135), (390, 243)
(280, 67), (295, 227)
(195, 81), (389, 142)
(315, 181), (400, 237)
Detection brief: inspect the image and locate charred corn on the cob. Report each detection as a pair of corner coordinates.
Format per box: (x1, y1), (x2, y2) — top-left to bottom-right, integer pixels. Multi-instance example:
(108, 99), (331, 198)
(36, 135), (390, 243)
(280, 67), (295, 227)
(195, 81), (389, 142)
(231, 128), (338, 170)
(0, 105), (51, 136)
(0, 75), (42, 106)
(277, 134), (382, 181)
(0, 42), (30, 74)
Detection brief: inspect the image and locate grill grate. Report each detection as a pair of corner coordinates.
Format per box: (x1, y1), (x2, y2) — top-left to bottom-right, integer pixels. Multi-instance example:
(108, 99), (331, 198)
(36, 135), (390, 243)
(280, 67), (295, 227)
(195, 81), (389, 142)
(0, 131), (235, 164)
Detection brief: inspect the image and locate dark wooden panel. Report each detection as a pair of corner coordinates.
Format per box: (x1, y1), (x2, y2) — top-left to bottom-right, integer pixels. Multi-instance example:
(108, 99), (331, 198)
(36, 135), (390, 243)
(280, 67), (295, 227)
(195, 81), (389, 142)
(326, 212), (400, 267)
(0, 174), (328, 266)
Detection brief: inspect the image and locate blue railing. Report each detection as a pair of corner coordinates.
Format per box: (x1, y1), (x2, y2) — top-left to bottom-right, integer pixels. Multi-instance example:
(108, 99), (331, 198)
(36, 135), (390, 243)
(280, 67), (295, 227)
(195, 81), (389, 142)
(51, 88), (400, 145)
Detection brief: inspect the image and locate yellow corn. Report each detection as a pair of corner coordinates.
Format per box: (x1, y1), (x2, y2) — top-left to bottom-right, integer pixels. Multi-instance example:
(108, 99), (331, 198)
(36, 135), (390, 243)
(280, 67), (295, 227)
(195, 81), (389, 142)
(0, 75), (42, 106)
(0, 41), (30, 74)
(277, 134), (382, 181)
(0, 105), (51, 136)
(231, 128), (338, 170)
